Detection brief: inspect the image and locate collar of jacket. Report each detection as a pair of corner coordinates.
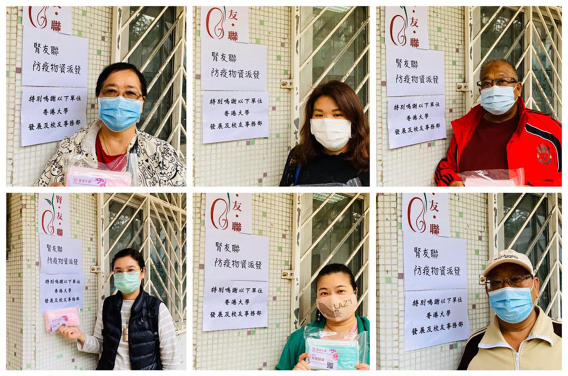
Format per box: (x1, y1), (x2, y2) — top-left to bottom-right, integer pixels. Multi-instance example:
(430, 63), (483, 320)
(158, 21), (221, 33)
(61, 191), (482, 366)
(307, 314), (369, 333)
(111, 284), (148, 313)
(478, 305), (554, 350)
(81, 119), (140, 158)
(450, 97), (529, 155)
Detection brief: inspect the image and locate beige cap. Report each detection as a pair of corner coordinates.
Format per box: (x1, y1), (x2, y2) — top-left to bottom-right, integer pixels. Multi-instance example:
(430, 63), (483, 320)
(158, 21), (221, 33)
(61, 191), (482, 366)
(483, 249), (534, 277)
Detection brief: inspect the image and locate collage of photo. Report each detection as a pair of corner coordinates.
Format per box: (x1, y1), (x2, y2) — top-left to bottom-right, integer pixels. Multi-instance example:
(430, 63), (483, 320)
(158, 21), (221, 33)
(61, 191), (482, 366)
(2, 3), (563, 374)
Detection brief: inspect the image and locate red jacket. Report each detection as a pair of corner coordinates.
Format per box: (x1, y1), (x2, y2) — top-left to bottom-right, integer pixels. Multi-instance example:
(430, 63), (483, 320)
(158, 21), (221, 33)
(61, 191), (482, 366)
(435, 98), (562, 186)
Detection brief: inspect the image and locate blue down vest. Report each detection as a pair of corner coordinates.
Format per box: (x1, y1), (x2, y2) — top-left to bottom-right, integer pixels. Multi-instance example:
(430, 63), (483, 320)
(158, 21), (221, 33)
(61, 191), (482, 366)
(97, 288), (162, 370)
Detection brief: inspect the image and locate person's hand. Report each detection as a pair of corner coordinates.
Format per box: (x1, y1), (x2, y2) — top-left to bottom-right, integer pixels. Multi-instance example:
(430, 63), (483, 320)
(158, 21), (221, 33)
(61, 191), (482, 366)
(355, 363), (370, 370)
(293, 353), (311, 371)
(58, 326), (85, 344)
(50, 182), (65, 187)
(450, 181), (465, 187)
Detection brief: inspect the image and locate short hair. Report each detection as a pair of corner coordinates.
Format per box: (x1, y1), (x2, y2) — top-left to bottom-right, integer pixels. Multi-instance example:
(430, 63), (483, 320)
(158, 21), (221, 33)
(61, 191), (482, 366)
(95, 62), (147, 97)
(480, 59), (518, 80)
(111, 248), (145, 270)
(315, 263), (357, 292)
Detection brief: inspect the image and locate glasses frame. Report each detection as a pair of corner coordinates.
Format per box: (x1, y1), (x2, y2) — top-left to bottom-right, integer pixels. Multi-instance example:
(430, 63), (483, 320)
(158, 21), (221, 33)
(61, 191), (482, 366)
(480, 273), (534, 290)
(476, 77), (519, 89)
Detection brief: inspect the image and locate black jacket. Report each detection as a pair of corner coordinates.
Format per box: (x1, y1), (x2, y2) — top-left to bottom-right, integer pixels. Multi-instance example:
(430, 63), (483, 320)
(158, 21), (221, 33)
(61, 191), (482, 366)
(97, 287), (162, 370)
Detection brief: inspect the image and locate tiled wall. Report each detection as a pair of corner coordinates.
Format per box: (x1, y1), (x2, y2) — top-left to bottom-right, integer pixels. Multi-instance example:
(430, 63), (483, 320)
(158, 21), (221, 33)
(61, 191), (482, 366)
(5, 7), (112, 186)
(193, 7), (292, 187)
(6, 193), (188, 370)
(377, 193), (490, 370)
(376, 7), (466, 186)
(6, 193), (99, 370)
(193, 193), (293, 369)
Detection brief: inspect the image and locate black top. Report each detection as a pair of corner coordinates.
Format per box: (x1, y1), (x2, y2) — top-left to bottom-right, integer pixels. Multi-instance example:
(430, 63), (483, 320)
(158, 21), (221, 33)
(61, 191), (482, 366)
(279, 146), (369, 186)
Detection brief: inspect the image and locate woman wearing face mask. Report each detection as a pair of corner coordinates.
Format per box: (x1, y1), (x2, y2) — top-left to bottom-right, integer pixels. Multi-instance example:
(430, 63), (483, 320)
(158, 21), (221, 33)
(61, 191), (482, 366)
(279, 81), (370, 186)
(275, 264), (370, 370)
(435, 59), (561, 187)
(34, 63), (186, 187)
(57, 248), (181, 370)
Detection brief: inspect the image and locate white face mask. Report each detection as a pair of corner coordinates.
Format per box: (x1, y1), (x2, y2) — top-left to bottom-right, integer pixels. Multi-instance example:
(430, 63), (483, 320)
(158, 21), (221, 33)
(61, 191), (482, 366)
(310, 118), (352, 152)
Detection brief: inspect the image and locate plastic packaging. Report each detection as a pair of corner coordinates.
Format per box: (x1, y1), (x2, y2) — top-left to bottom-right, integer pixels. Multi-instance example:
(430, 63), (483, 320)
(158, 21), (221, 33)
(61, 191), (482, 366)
(63, 152), (137, 187)
(304, 327), (369, 370)
(458, 168), (525, 187)
(45, 306), (80, 333)
(66, 166), (132, 187)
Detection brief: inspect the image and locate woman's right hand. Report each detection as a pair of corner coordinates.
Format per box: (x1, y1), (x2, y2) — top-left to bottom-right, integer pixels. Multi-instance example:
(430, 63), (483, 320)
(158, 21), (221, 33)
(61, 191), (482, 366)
(293, 353), (311, 371)
(50, 182), (65, 187)
(58, 326), (85, 344)
(450, 181), (465, 187)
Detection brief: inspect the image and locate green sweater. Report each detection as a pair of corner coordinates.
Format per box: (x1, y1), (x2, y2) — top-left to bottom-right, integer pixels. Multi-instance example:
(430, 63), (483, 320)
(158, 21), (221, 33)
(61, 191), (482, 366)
(275, 315), (370, 370)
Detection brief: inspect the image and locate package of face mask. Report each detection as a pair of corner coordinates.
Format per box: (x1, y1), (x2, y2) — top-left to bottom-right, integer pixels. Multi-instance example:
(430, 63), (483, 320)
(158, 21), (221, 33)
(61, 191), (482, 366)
(63, 152), (139, 187)
(45, 306), (80, 333)
(304, 328), (369, 370)
(458, 168), (525, 187)
(65, 165), (132, 187)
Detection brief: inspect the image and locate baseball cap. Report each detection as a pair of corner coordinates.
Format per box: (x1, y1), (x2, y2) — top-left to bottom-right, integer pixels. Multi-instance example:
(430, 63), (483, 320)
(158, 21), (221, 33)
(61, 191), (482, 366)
(483, 249), (534, 277)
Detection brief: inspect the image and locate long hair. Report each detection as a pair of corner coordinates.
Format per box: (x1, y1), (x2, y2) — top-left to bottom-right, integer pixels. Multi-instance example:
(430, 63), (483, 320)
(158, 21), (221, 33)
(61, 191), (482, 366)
(293, 80), (369, 172)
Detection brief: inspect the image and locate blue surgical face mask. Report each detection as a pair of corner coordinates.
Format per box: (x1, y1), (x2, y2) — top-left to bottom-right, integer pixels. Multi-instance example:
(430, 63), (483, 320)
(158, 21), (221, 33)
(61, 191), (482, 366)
(98, 96), (143, 132)
(480, 85), (517, 115)
(488, 283), (534, 324)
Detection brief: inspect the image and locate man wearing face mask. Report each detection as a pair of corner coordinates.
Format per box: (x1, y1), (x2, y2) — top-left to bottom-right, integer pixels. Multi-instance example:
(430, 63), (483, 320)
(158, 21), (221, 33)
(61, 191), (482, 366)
(458, 249), (562, 370)
(435, 59), (561, 186)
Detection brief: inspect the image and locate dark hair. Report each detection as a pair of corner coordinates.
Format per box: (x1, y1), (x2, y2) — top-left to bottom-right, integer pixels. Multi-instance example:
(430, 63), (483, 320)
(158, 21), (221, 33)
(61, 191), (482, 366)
(480, 59), (519, 80)
(293, 80), (369, 172)
(315, 263), (357, 293)
(111, 248), (145, 270)
(95, 62), (147, 97)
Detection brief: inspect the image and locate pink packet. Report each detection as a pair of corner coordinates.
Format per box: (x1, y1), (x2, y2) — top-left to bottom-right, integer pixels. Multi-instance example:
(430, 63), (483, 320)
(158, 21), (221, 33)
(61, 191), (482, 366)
(45, 307), (80, 333)
(65, 165), (132, 187)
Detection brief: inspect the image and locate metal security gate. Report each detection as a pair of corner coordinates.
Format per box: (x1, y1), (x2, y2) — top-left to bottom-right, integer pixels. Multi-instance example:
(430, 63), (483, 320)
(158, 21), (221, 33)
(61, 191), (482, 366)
(97, 193), (187, 332)
(112, 6), (187, 162)
(488, 193), (562, 319)
(289, 6), (370, 145)
(290, 193), (369, 331)
(466, 6), (562, 121)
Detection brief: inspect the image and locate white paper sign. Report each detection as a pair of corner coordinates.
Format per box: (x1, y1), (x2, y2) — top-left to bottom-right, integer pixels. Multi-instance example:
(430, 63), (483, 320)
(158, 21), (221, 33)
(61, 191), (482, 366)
(202, 279), (268, 331)
(385, 6), (429, 50)
(21, 86), (87, 146)
(22, 26), (88, 88)
(23, 6), (73, 35)
(39, 234), (82, 275)
(388, 95), (446, 149)
(405, 289), (470, 351)
(201, 39), (267, 91)
(201, 6), (249, 43)
(404, 232), (466, 291)
(202, 91), (269, 143)
(386, 45), (444, 97)
(402, 193), (450, 237)
(205, 229), (269, 281)
(40, 273), (84, 313)
(38, 193), (71, 238)
(206, 193), (253, 234)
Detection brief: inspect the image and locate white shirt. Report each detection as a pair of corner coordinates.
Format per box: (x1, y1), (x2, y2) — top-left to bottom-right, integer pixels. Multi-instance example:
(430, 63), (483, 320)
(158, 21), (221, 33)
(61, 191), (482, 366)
(77, 299), (180, 370)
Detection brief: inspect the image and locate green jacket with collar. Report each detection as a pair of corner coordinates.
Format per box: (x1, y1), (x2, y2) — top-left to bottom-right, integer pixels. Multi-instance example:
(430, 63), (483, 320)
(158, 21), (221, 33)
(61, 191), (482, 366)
(275, 315), (370, 370)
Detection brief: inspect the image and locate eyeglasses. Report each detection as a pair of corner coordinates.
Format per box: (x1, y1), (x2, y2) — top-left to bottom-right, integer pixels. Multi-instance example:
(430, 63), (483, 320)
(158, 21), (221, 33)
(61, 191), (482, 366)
(100, 88), (142, 100)
(482, 274), (533, 290)
(113, 268), (142, 275)
(476, 77), (518, 90)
